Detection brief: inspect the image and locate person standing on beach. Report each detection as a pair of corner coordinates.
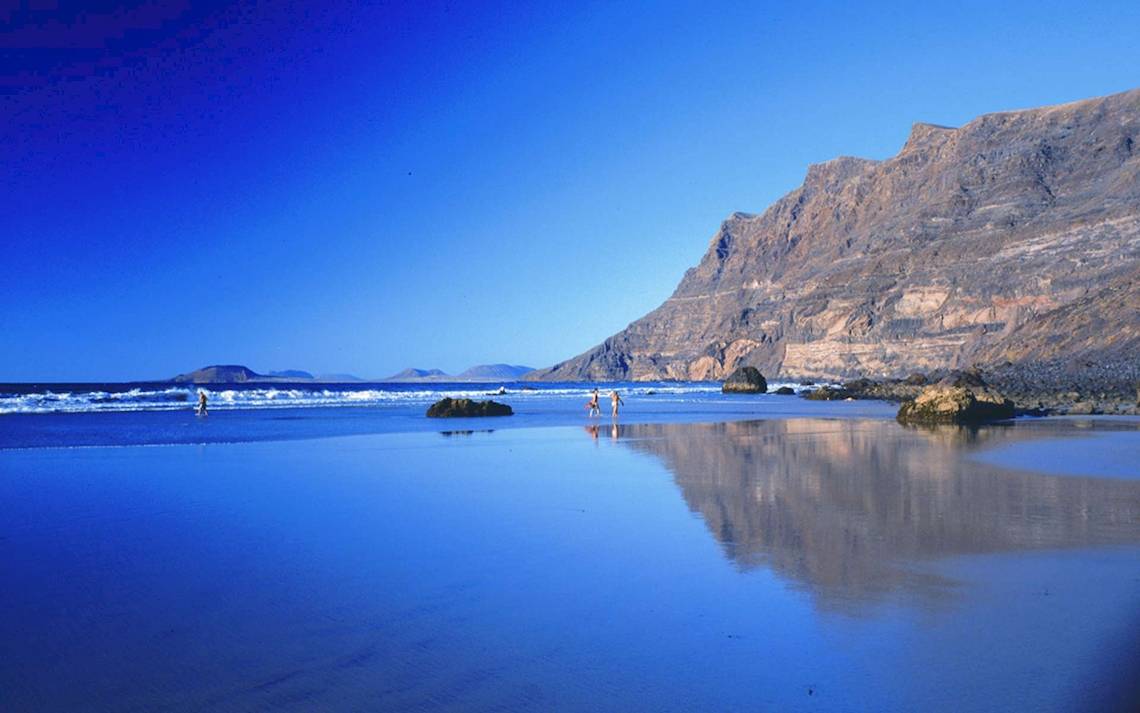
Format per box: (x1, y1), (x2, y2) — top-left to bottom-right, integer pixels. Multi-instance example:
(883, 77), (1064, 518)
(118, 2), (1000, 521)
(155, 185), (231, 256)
(609, 390), (624, 418)
(197, 391), (208, 416)
(586, 388), (600, 417)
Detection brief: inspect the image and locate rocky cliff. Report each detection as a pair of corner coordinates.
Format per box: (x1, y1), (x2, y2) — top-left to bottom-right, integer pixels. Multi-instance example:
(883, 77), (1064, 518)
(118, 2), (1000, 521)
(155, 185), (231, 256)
(530, 88), (1140, 381)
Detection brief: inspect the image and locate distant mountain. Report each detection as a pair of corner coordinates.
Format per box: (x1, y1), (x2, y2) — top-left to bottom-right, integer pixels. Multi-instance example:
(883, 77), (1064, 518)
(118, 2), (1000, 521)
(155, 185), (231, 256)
(171, 365), (263, 383)
(383, 368), (450, 382)
(170, 365), (361, 383)
(316, 373), (366, 382)
(528, 88), (1140, 381)
(457, 364), (534, 380)
(381, 365), (535, 382)
(267, 369), (315, 380)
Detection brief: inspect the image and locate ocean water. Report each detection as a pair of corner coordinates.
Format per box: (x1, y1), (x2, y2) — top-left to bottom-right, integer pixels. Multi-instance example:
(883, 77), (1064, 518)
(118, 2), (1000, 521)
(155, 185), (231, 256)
(2, 391), (1138, 711)
(0, 380), (897, 449)
(0, 380), (745, 415)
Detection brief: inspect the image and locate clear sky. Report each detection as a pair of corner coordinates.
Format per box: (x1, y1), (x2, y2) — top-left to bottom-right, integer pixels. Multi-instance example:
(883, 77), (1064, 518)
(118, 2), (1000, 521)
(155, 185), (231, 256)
(3, 0), (1139, 381)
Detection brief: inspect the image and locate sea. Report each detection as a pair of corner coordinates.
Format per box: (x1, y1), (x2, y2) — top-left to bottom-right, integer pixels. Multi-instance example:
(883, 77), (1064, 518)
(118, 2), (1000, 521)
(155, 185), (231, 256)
(0, 379), (894, 449)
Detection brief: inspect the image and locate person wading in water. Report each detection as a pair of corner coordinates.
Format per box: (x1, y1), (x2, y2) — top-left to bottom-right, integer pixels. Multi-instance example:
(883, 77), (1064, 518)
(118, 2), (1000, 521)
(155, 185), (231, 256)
(197, 391), (208, 417)
(609, 390), (624, 418)
(585, 388), (600, 417)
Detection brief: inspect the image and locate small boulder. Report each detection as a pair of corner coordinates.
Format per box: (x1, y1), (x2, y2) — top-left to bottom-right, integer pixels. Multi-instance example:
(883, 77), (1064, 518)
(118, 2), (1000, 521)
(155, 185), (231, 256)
(774, 386), (796, 395)
(722, 367), (767, 394)
(1067, 401), (1097, 415)
(897, 377), (1013, 425)
(426, 398), (513, 418)
(802, 386), (851, 401)
(842, 378), (875, 393)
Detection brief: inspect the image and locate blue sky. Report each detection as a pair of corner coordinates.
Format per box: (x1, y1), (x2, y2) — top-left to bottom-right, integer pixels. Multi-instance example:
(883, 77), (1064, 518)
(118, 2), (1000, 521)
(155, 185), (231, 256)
(3, 0), (1139, 381)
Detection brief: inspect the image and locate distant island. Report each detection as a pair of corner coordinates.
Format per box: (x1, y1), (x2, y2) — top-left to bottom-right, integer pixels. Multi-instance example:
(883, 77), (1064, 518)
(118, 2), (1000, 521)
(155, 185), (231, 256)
(169, 363), (534, 384)
(385, 368), (449, 381)
(381, 364), (534, 382)
(266, 369), (315, 380)
(170, 365), (365, 384)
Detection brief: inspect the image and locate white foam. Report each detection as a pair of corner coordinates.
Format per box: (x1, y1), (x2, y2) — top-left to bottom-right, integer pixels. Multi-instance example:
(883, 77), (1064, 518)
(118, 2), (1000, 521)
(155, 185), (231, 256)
(0, 383), (731, 415)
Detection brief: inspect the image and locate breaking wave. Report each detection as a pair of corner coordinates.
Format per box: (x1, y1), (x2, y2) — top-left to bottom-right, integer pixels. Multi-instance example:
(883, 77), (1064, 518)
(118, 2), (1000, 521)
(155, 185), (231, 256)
(0, 382), (753, 415)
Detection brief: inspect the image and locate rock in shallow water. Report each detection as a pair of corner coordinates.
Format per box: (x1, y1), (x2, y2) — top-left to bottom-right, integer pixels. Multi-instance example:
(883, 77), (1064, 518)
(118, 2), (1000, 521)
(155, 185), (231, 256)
(802, 386), (852, 401)
(426, 398), (513, 418)
(722, 367), (767, 393)
(897, 380), (1014, 425)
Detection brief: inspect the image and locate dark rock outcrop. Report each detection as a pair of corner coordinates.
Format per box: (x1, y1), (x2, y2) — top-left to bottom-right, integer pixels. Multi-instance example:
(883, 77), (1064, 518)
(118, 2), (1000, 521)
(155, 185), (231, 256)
(897, 376), (1014, 425)
(425, 398), (513, 418)
(982, 359), (1139, 414)
(528, 88), (1140, 382)
(787, 366), (1138, 415)
(722, 366), (767, 393)
(802, 386), (852, 401)
(774, 386), (796, 395)
(840, 378), (923, 402)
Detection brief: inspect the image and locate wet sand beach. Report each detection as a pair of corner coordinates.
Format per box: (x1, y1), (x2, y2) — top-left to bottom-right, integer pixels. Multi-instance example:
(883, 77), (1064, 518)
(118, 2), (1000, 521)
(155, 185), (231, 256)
(2, 416), (1138, 711)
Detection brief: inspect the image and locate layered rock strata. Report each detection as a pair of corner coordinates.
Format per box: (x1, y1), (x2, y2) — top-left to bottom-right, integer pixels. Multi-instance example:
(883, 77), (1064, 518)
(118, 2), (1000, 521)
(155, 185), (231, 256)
(530, 89), (1140, 381)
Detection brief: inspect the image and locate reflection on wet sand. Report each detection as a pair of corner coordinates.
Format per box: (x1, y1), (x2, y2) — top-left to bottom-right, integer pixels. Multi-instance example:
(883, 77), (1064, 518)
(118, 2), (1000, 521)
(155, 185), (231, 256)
(584, 423), (621, 442)
(617, 419), (1140, 612)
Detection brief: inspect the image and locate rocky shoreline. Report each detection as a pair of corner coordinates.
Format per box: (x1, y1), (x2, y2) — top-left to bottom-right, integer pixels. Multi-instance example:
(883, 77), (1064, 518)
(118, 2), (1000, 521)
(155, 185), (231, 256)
(804, 361), (1140, 416)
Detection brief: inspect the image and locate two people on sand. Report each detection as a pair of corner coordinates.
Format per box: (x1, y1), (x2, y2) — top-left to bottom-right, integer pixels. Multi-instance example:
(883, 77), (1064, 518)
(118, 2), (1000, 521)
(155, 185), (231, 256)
(585, 387), (624, 418)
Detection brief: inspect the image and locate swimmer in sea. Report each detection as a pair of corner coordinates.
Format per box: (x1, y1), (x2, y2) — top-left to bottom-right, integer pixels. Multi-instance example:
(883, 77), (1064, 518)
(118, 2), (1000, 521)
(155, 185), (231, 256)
(197, 391), (208, 416)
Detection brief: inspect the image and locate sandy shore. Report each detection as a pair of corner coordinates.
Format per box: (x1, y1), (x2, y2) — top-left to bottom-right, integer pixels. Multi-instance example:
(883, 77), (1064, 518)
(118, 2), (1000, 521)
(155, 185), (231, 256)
(1, 416), (1138, 711)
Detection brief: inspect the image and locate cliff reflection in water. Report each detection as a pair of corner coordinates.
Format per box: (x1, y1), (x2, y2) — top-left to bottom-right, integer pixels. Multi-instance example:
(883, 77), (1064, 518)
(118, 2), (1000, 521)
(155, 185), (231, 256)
(617, 419), (1140, 611)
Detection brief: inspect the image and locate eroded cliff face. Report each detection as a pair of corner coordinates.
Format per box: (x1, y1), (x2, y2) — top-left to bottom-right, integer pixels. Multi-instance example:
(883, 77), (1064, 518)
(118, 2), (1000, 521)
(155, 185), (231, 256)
(531, 89), (1140, 381)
